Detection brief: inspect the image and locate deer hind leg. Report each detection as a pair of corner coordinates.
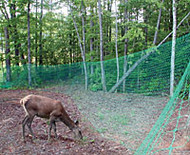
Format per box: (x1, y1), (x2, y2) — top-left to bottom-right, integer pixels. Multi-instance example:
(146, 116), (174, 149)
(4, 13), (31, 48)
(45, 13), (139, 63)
(48, 116), (56, 140)
(27, 115), (35, 139)
(22, 114), (35, 140)
(22, 115), (30, 141)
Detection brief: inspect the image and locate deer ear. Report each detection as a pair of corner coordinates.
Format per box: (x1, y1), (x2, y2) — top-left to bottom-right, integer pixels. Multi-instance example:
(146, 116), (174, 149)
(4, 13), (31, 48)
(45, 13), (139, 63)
(74, 120), (79, 126)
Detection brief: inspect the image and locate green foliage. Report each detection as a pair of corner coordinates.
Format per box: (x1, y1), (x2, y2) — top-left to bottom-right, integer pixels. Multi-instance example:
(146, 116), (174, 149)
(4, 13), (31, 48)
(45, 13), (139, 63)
(89, 66), (102, 91)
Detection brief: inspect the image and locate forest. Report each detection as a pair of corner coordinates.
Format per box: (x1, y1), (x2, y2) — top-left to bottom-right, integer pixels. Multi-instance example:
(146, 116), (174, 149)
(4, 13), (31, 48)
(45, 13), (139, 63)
(0, 0), (190, 91)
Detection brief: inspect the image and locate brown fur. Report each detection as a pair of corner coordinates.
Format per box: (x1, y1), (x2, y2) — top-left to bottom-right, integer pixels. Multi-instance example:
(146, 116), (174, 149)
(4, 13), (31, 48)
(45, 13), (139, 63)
(20, 95), (82, 141)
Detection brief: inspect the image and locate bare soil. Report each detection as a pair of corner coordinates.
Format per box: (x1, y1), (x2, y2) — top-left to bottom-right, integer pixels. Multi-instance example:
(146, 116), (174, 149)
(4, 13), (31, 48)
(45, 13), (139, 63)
(0, 89), (130, 155)
(44, 84), (190, 154)
(44, 85), (169, 153)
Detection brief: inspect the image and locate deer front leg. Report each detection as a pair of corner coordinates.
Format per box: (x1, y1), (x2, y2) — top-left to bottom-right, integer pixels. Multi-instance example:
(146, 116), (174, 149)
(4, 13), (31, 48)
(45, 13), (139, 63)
(52, 121), (57, 139)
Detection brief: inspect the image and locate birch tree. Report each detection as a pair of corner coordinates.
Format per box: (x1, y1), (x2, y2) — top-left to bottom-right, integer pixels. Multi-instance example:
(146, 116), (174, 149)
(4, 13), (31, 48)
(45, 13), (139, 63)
(67, 0), (88, 90)
(115, 0), (119, 88)
(170, 0), (177, 97)
(0, 1), (11, 81)
(81, 0), (88, 90)
(98, 0), (107, 92)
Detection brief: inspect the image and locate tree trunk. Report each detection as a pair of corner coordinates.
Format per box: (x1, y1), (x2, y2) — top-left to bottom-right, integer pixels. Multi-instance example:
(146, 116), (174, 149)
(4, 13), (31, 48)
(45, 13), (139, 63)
(123, 0), (128, 92)
(90, 5), (94, 74)
(69, 33), (73, 64)
(153, 0), (164, 45)
(81, 0), (86, 63)
(4, 27), (11, 82)
(81, 0), (88, 90)
(39, 0), (43, 65)
(67, 0), (88, 90)
(108, 0), (113, 43)
(170, 0), (177, 97)
(27, 1), (32, 86)
(1, 32), (5, 82)
(98, 0), (107, 92)
(115, 0), (119, 89)
(35, 0), (38, 67)
(144, 8), (148, 47)
(10, 2), (19, 66)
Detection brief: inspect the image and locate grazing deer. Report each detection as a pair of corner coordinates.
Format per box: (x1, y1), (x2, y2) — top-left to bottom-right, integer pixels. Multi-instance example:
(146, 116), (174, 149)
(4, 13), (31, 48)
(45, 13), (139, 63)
(20, 94), (82, 141)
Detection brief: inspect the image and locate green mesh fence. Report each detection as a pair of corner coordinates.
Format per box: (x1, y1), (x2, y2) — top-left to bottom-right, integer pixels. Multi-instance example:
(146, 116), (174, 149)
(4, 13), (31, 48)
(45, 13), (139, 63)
(135, 61), (190, 154)
(0, 34), (190, 154)
(1, 33), (190, 94)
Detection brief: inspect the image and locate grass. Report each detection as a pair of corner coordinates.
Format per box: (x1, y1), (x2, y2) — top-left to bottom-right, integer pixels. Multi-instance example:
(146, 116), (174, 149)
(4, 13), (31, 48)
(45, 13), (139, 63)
(124, 131), (129, 135)
(97, 128), (107, 133)
(110, 114), (129, 126)
(97, 112), (105, 120)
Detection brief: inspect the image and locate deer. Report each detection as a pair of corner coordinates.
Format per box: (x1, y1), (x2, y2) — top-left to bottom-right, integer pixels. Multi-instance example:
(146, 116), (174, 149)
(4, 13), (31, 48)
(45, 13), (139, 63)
(20, 94), (83, 141)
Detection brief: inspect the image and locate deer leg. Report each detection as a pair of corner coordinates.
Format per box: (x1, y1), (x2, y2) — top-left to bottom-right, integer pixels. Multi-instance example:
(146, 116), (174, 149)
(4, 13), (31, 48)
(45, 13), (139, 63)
(52, 121), (57, 139)
(27, 115), (35, 139)
(22, 115), (30, 141)
(48, 116), (56, 141)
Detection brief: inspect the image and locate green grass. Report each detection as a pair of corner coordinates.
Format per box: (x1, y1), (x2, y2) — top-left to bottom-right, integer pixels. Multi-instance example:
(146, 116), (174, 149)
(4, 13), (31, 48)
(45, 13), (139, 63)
(97, 112), (105, 120)
(97, 128), (107, 133)
(111, 114), (129, 126)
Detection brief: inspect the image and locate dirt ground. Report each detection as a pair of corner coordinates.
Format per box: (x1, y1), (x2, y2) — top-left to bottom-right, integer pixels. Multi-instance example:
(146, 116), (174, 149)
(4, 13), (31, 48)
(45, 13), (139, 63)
(1, 87), (190, 155)
(44, 84), (169, 151)
(0, 89), (131, 155)
(43, 84), (190, 154)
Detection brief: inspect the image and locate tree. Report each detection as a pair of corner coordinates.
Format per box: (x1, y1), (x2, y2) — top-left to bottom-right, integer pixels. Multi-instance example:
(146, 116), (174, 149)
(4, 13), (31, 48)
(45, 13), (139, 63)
(123, 0), (128, 92)
(0, 31), (5, 82)
(90, 3), (95, 74)
(115, 0), (119, 88)
(153, 0), (164, 45)
(0, 1), (11, 81)
(170, 0), (176, 97)
(67, 0), (88, 90)
(81, 0), (88, 90)
(27, 0), (31, 86)
(10, 1), (20, 66)
(35, 0), (38, 67)
(98, 0), (107, 92)
(4, 26), (11, 82)
(39, 0), (43, 65)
